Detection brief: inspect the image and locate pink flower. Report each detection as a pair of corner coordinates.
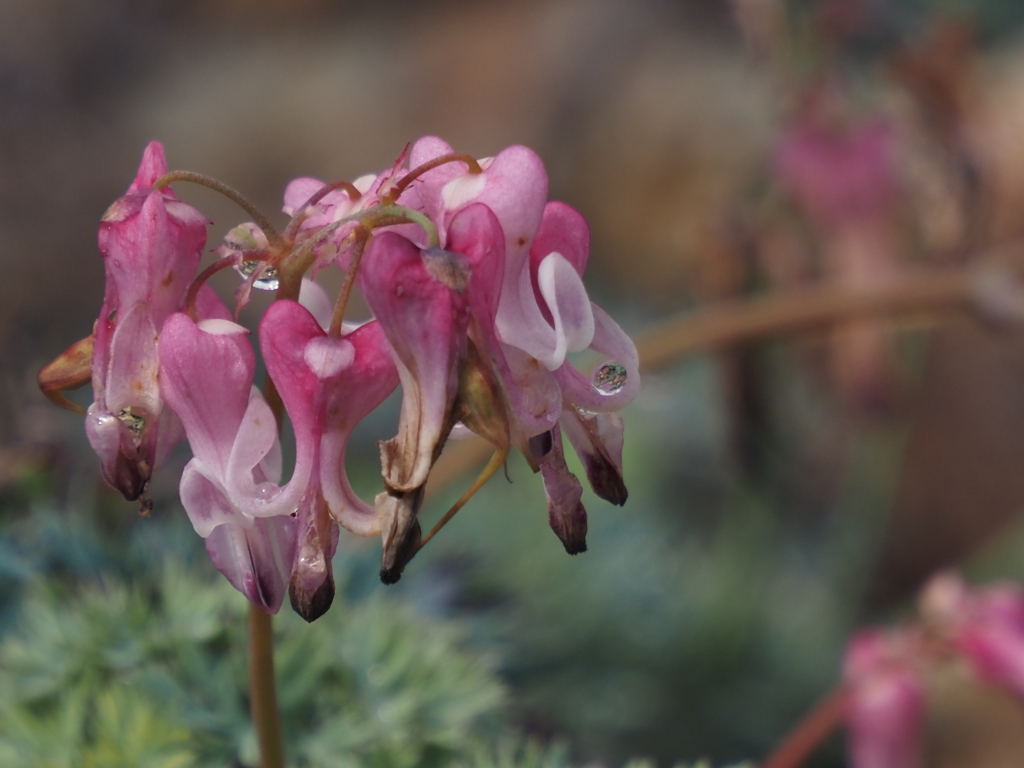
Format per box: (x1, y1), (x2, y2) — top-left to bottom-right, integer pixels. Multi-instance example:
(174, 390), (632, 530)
(259, 299), (399, 616)
(158, 312), (295, 613)
(85, 141), (211, 503)
(159, 293), (400, 616)
(921, 572), (1024, 699)
(774, 119), (899, 231)
(358, 228), (472, 581)
(842, 630), (926, 768)
(356, 138), (639, 567)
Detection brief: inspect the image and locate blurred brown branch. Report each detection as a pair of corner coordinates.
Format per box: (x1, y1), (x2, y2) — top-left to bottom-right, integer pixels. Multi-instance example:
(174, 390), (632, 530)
(637, 265), (1018, 372)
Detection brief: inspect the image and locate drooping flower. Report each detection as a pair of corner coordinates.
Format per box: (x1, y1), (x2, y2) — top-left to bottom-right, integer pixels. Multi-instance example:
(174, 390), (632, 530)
(45, 135), (642, 606)
(354, 138), (640, 574)
(259, 298), (399, 617)
(158, 311), (296, 614)
(85, 141), (211, 504)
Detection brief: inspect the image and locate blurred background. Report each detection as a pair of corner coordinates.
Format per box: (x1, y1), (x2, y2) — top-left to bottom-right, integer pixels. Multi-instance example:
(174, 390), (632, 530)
(6, 0), (1024, 766)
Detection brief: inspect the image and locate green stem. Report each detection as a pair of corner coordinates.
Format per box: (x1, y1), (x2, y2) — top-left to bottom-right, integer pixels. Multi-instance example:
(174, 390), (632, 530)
(248, 604), (285, 768)
(372, 205), (440, 249)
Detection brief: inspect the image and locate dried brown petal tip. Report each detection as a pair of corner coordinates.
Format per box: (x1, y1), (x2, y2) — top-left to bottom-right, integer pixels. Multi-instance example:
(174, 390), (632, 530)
(38, 334), (94, 414)
(549, 500), (588, 555)
(377, 487), (424, 584)
(290, 575), (336, 623)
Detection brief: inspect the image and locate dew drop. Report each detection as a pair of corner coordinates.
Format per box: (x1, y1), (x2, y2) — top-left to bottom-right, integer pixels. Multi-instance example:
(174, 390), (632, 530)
(592, 362), (627, 395)
(254, 483), (278, 500)
(236, 260), (280, 291)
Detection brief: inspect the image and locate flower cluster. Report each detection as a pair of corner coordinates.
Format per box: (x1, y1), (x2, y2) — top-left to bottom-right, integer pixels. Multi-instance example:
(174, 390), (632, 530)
(40, 139), (639, 620)
(842, 572), (1024, 768)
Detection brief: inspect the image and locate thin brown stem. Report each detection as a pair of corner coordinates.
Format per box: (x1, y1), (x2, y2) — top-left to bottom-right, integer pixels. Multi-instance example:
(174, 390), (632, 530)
(183, 258), (238, 319)
(248, 604), (285, 768)
(329, 227), (370, 338)
(760, 686), (849, 768)
(283, 179), (363, 241)
(419, 448), (507, 548)
(384, 152), (482, 202)
(153, 171), (283, 247)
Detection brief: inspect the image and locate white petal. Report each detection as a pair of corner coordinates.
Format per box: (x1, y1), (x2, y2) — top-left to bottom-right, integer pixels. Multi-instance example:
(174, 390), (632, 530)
(537, 251), (595, 368)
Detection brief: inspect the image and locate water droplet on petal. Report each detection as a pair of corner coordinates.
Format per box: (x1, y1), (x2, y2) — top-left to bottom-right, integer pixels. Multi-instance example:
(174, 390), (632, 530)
(236, 260), (280, 291)
(592, 362), (627, 395)
(297, 543), (326, 574)
(254, 482), (278, 500)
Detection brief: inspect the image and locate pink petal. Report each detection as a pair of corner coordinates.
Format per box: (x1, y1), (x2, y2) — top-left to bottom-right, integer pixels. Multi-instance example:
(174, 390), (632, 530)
(224, 391), (289, 514)
(410, 136), (456, 168)
(448, 204), (560, 444)
(283, 177), (327, 215)
(85, 402), (150, 500)
(555, 303), (640, 413)
(407, 136), (461, 225)
(152, 407), (185, 468)
(846, 668), (925, 768)
(959, 625), (1024, 699)
(359, 232), (470, 491)
(560, 408), (627, 505)
(259, 302), (398, 531)
(319, 320), (400, 535)
(204, 514), (296, 614)
(529, 201), (591, 276)
(537, 423), (588, 555)
(126, 141), (169, 194)
(179, 459), (250, 537)
(99, 192), (205, 328)
(158, 312), (255, 479)
(298, 278), (334, 331)
(843, 630), (892, 680)
(105, 301), (161, 418)
(536, 252), (595, 369)
(259, 301), (325, 492)
(194, 283), (232, 323)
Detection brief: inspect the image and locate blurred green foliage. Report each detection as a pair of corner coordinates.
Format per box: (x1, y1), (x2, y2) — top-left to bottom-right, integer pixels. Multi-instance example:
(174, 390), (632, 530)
(0, 359), (868, 767)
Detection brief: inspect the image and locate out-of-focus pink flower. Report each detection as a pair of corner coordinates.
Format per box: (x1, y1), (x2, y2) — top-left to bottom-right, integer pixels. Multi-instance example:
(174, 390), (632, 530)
(86, 141), (211, 503)
(921, 571), (1024, 699)
(774, 120), (899, 231)
(773, 111), (903, 411)
(842, 629), (926, 768)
